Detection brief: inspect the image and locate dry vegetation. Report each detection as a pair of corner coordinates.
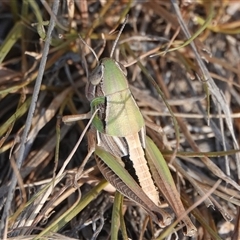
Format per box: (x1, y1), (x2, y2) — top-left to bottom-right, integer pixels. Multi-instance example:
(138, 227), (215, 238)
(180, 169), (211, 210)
(1, 0), (240, 239)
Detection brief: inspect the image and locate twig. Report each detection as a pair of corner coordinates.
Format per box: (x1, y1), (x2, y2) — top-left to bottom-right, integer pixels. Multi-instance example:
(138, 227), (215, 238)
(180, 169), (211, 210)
(0, 0), (60, 237)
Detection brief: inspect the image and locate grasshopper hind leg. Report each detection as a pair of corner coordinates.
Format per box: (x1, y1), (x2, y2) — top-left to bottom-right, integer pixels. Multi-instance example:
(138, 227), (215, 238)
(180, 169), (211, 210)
(95, 155), (172, 228)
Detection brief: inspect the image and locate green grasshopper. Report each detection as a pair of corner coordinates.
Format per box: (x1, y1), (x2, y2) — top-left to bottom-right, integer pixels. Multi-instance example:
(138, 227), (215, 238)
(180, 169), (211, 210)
(64, 19), (197, 237)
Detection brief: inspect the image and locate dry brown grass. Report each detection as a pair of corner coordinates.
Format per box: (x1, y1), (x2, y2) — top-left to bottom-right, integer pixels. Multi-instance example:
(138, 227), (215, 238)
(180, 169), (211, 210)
(1, 1), (240, 239)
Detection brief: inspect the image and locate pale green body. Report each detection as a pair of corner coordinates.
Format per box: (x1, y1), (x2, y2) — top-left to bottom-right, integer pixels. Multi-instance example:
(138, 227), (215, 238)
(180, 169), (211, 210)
(105, 89), (144, 136)
(87, 58), (196, 236)
(90, 58), (144, 137)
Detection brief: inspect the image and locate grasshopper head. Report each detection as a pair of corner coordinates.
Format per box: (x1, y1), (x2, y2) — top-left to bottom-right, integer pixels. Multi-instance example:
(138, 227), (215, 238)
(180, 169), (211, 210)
(86, 58), (128, 101)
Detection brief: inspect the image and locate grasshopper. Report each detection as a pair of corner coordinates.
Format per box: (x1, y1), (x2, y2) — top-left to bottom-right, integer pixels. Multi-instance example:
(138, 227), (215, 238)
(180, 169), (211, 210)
(63, 19), (197, 237)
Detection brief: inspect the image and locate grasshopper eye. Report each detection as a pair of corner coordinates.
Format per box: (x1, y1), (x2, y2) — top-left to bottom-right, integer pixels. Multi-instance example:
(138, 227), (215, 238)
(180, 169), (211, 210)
(89, 64), (104, 85)
(116, 62), (127, 76)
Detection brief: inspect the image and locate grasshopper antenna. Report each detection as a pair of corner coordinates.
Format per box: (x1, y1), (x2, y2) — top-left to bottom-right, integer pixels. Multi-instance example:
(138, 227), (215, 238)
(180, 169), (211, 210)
(110, 15), (128, 58)
(78, 35), (99, 63)
(78, 35), (99, 78)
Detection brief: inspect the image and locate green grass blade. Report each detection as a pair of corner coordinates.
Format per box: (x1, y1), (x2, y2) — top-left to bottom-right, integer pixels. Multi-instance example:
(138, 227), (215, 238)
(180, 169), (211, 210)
(111, 191), (128, 240)
(0, 97), (32, 137)
(0, 21), (23, 64)
(111, 191), (122, 240)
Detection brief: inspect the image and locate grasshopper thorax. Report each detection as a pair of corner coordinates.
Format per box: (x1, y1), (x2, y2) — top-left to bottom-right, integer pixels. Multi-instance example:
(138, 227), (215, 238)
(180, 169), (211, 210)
(86, 58), (128, 101)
